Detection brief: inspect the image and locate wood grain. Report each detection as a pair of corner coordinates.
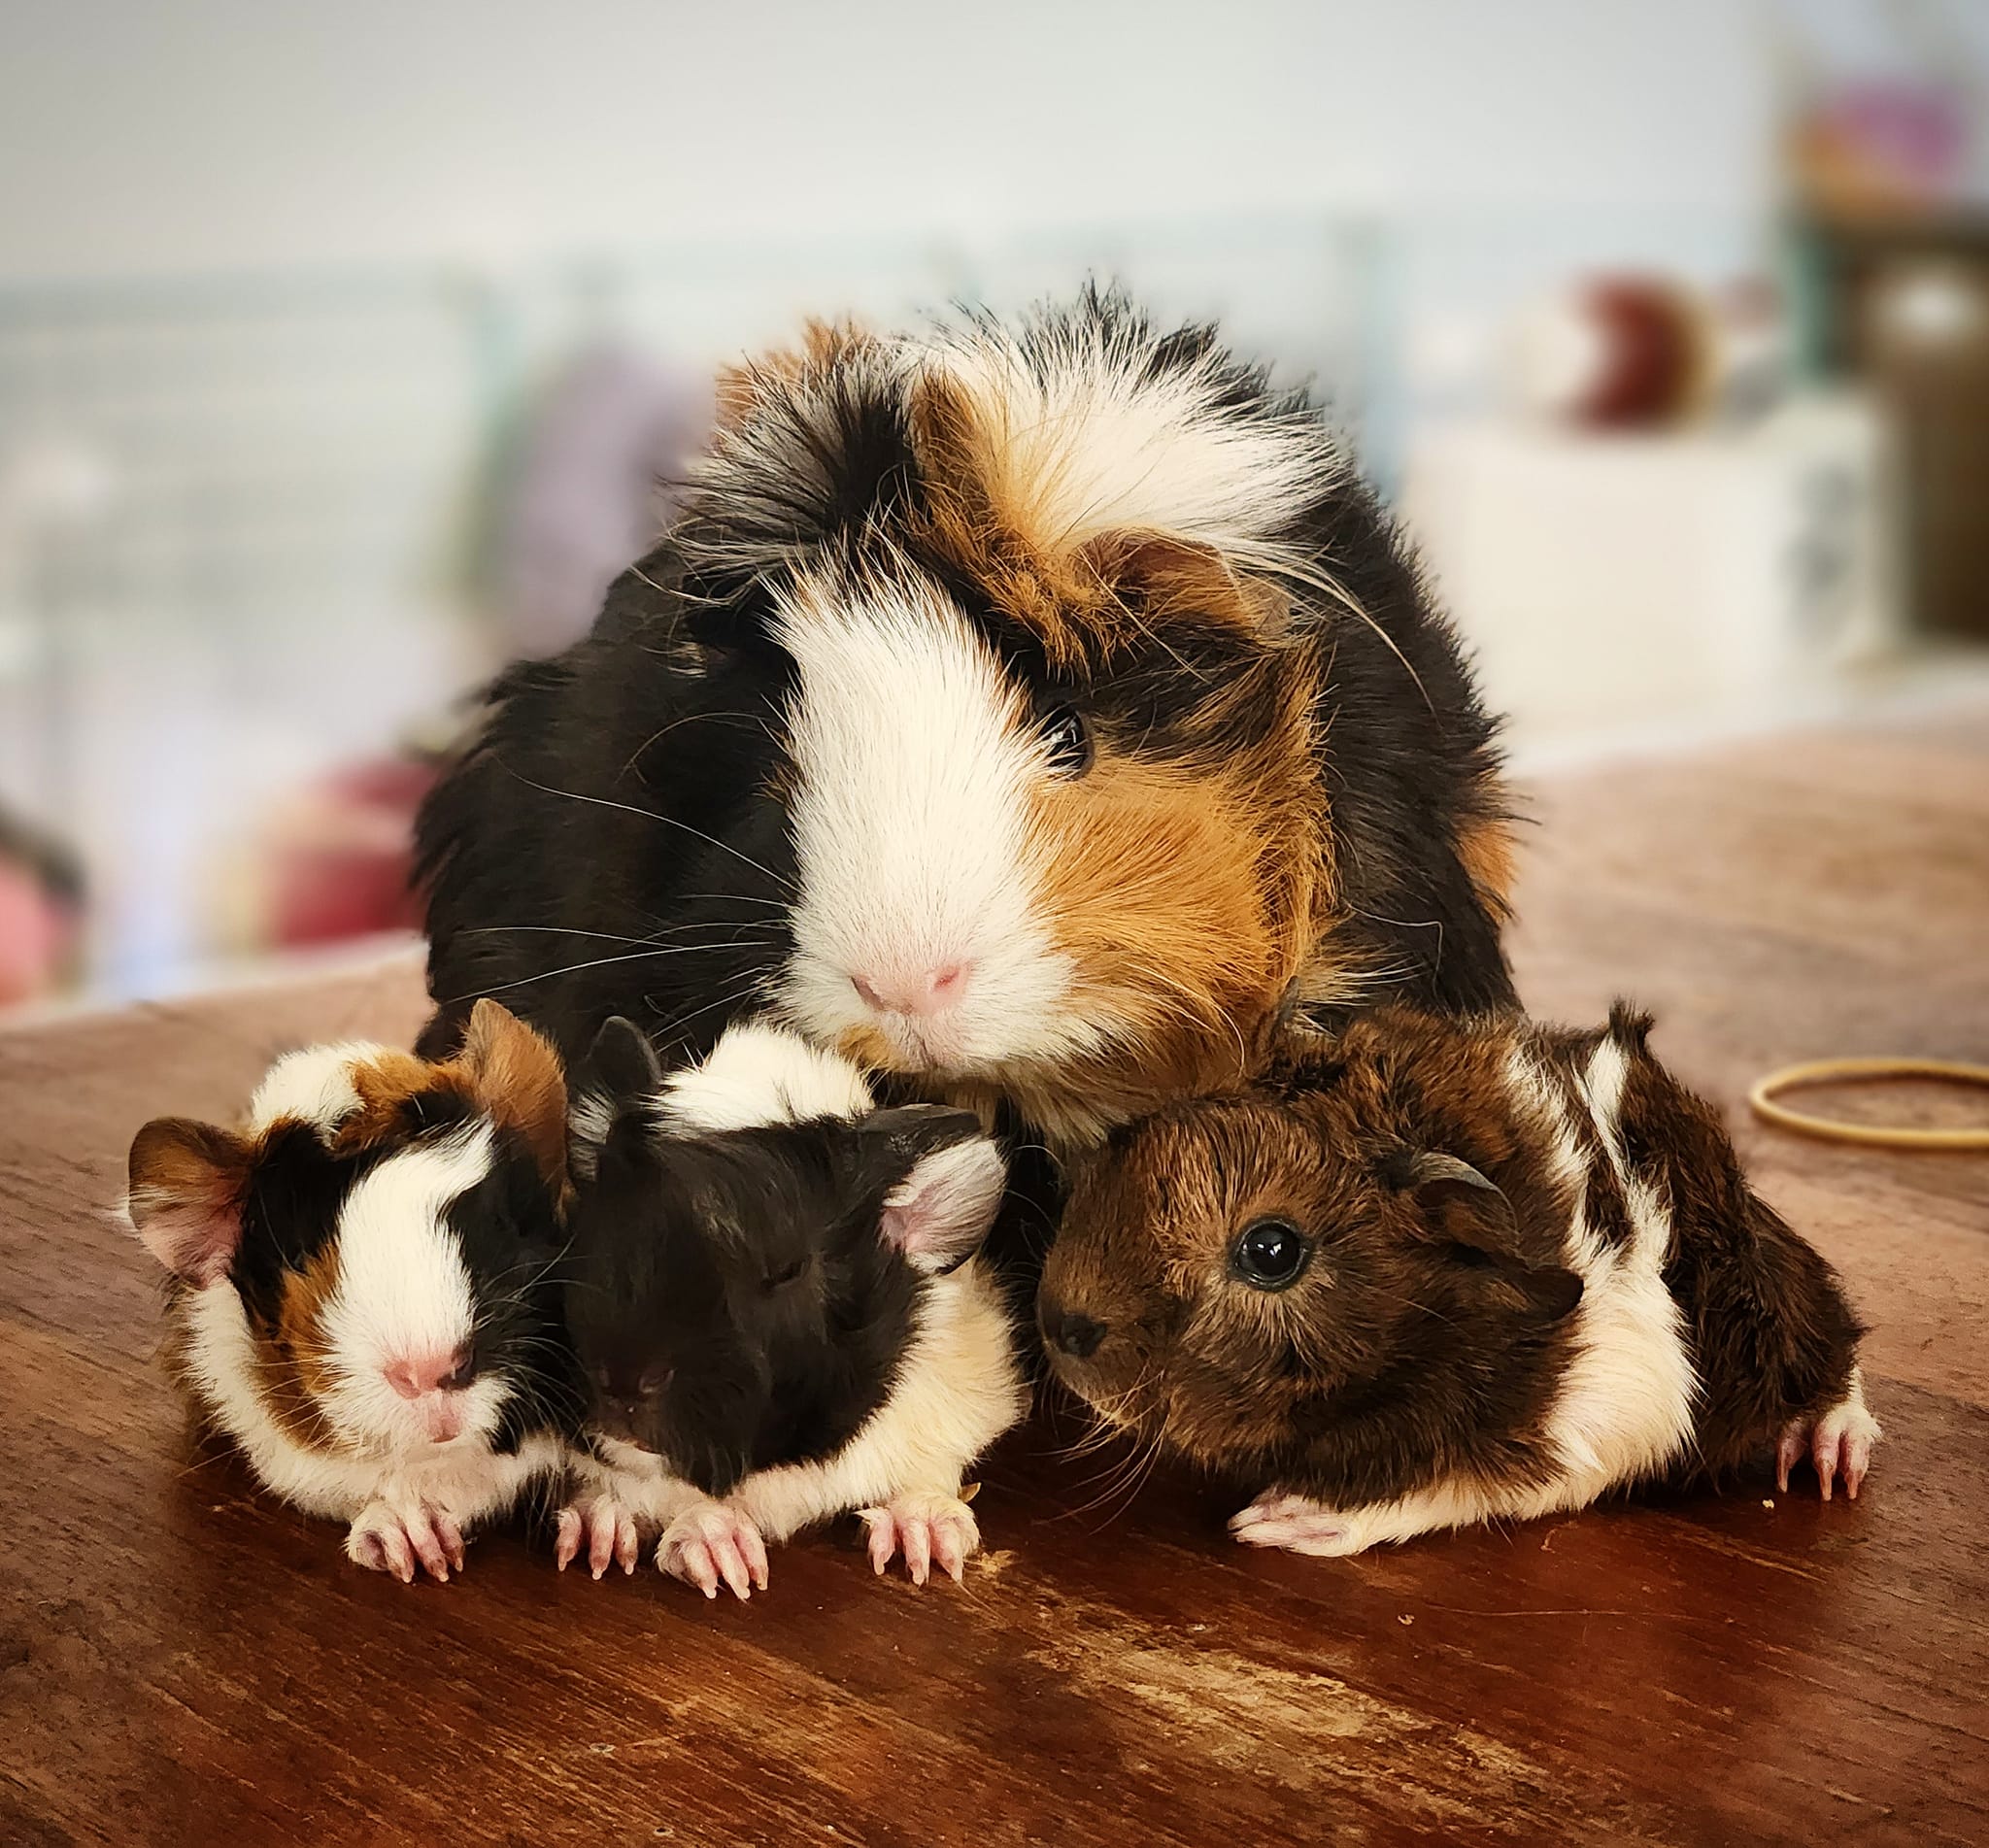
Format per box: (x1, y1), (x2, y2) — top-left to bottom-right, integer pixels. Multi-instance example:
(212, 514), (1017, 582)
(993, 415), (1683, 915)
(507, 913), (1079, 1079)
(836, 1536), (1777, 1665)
(4, 714), (1986, 1846)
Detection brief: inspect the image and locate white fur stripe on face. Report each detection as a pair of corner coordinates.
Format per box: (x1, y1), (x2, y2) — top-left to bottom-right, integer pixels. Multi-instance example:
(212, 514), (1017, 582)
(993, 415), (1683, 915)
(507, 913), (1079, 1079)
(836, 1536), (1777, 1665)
(317, 1125), (507, 1448)
(772, 568), (1096, 1074)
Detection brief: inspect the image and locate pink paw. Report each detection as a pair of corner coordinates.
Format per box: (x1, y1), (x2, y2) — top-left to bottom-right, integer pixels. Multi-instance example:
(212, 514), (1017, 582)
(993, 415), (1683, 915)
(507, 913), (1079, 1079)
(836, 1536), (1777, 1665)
(859, 1492), (979, 1586)
(1229, 1491), (1369, 1559)
(555, 1495), (642, 1579)
(1777, 1383), (1882, 1502)
(346, 1498), (466, 1584)
(657, 1502), (769, 1601)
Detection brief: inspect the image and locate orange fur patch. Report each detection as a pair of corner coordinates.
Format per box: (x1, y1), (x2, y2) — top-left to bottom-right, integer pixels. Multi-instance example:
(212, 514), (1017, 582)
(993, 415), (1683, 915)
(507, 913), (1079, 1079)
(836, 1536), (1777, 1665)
(253, 1239), (346, 1453)
(457, 998), (571, 1195)
(906, 375), (1294, 672)
(336, 1001), (571, 1197)
(339, 1051), (457, 1151)
(1458, 814), (1520, 917)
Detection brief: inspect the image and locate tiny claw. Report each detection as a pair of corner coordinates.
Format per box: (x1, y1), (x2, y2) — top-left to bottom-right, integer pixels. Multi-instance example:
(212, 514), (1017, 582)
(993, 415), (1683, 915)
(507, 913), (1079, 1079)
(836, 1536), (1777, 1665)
(555, 1508), (582, 1571)
(902, 1520), (932, 1588)
(409, 1517), (451, 1582)
(714, 1534), (753, 1601)
(739, 1523), (770, 1592)
(617, 1516), (640, 1576)
(865, 1511), (894, 1576)
(435, 1511), (467, 1573)
(1775, 1428), (1804, 1495)
(932, 1525), (965, 1585)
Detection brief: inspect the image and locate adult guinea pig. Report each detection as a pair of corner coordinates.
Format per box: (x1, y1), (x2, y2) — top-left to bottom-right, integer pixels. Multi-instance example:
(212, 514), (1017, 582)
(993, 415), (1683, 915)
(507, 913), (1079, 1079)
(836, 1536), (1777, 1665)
(1037, 1002), (1879, 1557)
(557, 1018), (1026, 1596)
(413, 288), (1517, 1152)
(123, 1000), (582, 1582)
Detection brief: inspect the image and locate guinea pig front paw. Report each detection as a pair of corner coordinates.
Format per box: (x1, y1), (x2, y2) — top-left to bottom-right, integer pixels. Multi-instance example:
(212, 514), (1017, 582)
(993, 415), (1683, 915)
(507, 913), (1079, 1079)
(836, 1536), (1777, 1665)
(1777, 1394), (1882, 1502)
(1229, 1492), (1373, 1560)
(555, 1494), (643, 1579)
(657, 1502), (770, 1601)
(346, 1497), (467, 1584)
(859, 1493), (980, 1587)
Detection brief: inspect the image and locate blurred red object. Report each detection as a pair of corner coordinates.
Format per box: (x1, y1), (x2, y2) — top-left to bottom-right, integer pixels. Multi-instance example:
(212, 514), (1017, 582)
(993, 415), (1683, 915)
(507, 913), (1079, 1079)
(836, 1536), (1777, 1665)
(262, 757), (438, 949)
(0, 806), (84, 1006)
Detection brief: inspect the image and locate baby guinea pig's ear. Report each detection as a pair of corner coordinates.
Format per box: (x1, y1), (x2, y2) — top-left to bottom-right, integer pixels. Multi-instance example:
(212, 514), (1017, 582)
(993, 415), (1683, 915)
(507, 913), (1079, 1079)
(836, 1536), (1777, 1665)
(126, 1118), (253, 1287)
(1395, 1151), (1583, 1326)
(583, 1015), (665, 1111)
(457, 997), (571, 1193)
(855, 1106), (1008, 1275)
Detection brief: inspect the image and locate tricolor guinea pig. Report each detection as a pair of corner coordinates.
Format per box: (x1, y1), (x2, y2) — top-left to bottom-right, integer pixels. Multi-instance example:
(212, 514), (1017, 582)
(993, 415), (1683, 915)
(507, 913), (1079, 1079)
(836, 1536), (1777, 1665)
(1038, 1003), (1878, 1557)
(123, 1000), (582, 1583)
(556, 1018), (1026, 1596)
(415, 288), (1517, 1152)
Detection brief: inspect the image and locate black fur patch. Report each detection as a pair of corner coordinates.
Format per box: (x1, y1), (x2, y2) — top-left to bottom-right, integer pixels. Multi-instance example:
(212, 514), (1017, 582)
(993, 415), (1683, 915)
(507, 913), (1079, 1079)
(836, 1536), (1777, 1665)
(563, 1115), (931, 1495)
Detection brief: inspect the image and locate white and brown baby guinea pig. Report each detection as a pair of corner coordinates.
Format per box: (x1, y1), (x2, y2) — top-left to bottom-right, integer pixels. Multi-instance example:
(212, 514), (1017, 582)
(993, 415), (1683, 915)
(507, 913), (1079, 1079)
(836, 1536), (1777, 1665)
(123, 999), (583, 1583)
(1038, 1001), (1879, 1558)
(557, 1017), (1027, 1596)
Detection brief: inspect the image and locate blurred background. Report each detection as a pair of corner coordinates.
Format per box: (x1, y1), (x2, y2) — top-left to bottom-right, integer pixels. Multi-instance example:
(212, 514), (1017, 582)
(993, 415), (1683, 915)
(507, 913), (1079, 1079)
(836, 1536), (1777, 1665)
(3, 0), (1986, 1012)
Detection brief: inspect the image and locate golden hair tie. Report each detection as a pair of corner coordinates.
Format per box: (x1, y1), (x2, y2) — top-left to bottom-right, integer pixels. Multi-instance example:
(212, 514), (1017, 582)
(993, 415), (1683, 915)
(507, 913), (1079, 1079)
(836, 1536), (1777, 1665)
(1748, 1057), (1989, 1151)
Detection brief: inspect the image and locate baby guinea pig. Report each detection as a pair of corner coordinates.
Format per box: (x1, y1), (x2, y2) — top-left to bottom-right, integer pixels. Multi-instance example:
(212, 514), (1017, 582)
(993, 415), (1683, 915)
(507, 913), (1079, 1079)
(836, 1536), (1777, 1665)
(1037, 1002), (1879, 1558)
(558, 1017), (1027, 1596)
(124, 999), (582, 1583)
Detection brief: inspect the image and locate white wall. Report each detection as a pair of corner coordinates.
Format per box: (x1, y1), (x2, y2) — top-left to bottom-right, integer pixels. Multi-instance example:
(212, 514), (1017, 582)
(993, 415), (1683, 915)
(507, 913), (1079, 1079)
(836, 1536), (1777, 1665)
(0, 0), (1774, 283)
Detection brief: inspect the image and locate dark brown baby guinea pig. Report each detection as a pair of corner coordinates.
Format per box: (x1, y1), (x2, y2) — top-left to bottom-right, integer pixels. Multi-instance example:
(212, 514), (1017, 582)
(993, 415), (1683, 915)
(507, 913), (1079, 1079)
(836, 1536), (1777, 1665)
(1038, 1002), (1878, 1558)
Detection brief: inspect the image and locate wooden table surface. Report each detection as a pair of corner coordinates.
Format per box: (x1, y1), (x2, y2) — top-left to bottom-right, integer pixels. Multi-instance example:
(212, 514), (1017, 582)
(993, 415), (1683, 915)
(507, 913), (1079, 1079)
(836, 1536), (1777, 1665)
(4, 712), (1987, 1847)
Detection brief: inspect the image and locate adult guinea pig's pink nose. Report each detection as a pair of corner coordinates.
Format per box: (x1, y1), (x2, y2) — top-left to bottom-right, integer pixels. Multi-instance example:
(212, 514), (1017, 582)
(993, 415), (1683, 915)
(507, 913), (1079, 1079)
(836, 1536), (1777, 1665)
(385, 1348), (469, 1401)
(850, 961), (972, 1017)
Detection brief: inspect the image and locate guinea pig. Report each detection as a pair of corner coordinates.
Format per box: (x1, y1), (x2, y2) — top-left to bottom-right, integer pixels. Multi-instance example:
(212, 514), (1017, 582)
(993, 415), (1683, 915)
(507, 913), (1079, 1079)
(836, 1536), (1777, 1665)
(414, 287), (1518, 1153)
(556, 1017), (1027, 1596)
(123, 999), (582, 1583)
(1037, 1002), (1879, 1557)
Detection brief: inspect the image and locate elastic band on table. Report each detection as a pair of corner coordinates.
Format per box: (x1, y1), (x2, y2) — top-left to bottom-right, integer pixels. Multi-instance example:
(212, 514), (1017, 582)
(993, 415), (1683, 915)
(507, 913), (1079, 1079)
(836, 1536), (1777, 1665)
(1747, 1057), (1989, 1151)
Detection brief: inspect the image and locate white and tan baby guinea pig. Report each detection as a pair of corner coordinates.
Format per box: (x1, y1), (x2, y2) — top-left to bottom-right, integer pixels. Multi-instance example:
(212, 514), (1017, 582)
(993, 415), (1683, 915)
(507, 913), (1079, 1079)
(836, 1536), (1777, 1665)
(1038, 1002), (1879, 1557)
(557, 1017), (1028, 1596)
(124, 1000), (582, 1583)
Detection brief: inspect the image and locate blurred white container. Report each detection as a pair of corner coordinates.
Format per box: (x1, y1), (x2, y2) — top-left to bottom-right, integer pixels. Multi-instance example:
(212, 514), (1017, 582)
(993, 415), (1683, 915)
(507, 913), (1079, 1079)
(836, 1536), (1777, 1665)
(1399, 392), (1903, 746)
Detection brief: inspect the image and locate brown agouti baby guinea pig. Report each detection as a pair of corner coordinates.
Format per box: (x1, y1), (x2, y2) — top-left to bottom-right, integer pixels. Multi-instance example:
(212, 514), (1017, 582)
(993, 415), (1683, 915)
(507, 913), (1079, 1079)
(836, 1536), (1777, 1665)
(1037, 1001), (1879, 1557)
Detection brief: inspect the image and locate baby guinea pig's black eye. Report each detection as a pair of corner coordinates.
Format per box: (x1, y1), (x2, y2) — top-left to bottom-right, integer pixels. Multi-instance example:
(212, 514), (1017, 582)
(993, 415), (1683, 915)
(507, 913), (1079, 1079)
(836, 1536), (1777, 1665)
(1037, 703), (1094, 778)
(1230, 1218), (1311, 1291)
(763, 1257), (809, 1292)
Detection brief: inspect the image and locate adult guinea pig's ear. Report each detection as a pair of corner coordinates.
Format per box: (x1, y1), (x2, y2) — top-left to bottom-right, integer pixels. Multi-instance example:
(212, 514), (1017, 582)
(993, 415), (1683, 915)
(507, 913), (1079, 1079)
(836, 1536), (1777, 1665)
(1398, 1151), (1583, 1326)
(458, 997), (571, 1193)
(856, 1106), (1007, 1275)
(125, 1118), (253, 1287)
(1078, 530), (1293, 637)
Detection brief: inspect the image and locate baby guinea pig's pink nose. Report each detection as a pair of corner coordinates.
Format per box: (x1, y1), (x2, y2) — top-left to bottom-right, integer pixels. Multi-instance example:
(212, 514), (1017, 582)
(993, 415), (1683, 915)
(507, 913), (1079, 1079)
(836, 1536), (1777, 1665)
(849, 961), (972, 1018)
(384, 1348), (470, 1401)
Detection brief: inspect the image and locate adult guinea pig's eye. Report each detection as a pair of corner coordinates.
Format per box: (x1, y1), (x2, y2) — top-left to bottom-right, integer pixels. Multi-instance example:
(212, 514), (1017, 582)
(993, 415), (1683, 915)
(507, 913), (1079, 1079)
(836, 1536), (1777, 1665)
(1230, 1218), (1311, 1291)
(1036, 703), (1094, 778)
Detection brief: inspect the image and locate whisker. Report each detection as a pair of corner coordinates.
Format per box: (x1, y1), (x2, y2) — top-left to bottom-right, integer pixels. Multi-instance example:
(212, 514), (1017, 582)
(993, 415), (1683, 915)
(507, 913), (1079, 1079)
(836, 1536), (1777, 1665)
(494, 758), (798, 896)
(436, 941), (779, 1008)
